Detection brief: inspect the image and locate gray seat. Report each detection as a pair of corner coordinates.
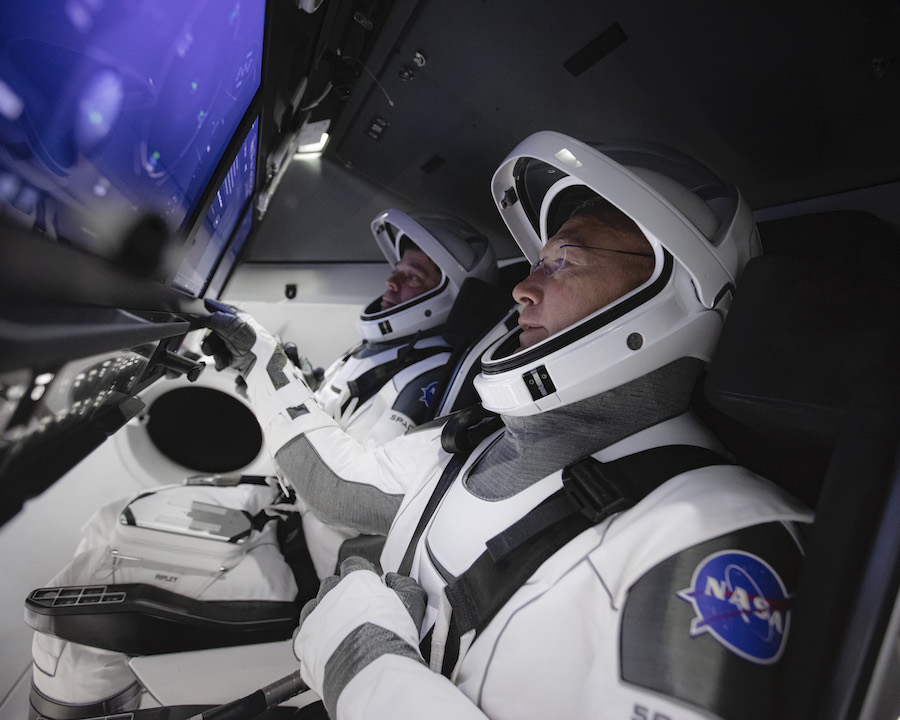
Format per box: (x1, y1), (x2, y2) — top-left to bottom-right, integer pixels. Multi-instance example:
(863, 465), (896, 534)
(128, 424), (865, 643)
(698, 210), (900, 720)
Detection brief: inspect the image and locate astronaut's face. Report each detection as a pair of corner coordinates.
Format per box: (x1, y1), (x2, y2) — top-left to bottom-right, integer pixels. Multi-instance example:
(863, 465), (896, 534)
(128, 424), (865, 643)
(512, 214), (654, 350)
(381, 248), (442, 310)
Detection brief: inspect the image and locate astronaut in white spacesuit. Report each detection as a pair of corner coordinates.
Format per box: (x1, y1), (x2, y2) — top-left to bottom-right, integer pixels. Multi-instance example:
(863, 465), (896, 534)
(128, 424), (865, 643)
(222, 132), (812, 719)
(28, 209), (502, 719)
(206, 208), (500, 449)
(202, 208), (503, 579)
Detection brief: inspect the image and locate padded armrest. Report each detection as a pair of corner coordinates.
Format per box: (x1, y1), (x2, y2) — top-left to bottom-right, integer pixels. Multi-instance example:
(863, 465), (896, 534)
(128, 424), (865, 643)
(25, 583), (298, 655)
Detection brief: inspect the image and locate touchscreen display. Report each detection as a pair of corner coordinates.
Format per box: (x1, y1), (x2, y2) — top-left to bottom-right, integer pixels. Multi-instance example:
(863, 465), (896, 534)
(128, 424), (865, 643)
(0, 0), (265, 253)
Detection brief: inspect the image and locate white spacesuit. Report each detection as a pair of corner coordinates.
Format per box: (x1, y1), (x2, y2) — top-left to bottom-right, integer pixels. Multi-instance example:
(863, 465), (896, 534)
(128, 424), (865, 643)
(313, 209), (500, 446)
(28, 208), (502, 719)
(283, 133), (813, 719)
(280, 209), (501, 577)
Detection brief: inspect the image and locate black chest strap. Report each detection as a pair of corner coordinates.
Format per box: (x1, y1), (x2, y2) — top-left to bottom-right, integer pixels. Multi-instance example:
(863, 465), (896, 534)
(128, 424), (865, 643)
(341, 344), (450, 415)
(397, 406), (503, 576)
(397, 450), (468, 577)
(434, 444), (728, 675)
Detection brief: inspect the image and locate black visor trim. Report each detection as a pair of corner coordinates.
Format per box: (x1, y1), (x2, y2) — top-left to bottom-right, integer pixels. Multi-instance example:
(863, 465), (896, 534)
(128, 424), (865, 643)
(482, 251), (674, 376)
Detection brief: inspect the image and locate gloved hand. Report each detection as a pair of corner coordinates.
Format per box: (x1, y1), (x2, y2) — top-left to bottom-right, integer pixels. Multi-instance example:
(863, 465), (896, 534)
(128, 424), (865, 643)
(293, 556), (427, 717)
(201, 299), (282, 376)
(284, 342), (325, 391)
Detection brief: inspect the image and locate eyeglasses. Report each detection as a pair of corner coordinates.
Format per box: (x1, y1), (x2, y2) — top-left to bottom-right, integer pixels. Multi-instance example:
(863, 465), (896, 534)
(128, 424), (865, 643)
(529, 244), (654, 278)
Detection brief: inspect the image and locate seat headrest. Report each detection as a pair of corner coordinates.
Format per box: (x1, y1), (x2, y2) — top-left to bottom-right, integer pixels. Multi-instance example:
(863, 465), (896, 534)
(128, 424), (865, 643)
(701, 210), (900, 506)
(705, 255), (899, 439)
(442, 277), (514, 349)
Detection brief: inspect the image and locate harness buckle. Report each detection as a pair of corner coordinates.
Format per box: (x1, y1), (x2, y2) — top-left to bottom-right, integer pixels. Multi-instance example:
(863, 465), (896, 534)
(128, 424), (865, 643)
(561, 456), (637, 524)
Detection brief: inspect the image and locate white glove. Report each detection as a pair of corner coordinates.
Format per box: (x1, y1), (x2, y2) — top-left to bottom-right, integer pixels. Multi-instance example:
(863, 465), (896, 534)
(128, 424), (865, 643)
(293, 556), (427, 718)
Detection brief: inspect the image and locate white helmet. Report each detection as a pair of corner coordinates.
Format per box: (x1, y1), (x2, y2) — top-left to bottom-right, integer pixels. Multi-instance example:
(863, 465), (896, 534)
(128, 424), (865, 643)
(357, 208), (498, 341)
(474, 131), (760, 416)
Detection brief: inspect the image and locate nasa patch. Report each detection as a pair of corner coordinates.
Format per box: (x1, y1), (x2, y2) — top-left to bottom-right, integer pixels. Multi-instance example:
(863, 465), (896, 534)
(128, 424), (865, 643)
(419, 380), (438, 407)
(676, 550), (791, 664)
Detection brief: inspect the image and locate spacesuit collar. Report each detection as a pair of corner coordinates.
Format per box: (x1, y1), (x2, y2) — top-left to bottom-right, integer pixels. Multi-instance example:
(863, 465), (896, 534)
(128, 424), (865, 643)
(466, 358), (703, 501)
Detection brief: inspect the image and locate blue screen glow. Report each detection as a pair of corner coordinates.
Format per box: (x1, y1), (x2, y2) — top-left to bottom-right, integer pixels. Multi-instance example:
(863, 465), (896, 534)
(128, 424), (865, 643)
(0, 0), (265, 257)
(205, 201), (254, 299)
(173, 116), (258, 296)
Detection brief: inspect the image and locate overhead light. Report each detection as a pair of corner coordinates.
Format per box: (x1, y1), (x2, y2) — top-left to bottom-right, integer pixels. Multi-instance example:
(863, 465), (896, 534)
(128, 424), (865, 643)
(296, 132), (330, 156)
(297, 0), (324, 13)
(295, 118), (331, 156)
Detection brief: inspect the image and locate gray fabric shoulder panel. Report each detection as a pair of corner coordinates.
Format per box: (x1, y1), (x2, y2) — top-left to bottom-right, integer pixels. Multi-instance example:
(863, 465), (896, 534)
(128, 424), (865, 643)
(275, 434), (403, 536)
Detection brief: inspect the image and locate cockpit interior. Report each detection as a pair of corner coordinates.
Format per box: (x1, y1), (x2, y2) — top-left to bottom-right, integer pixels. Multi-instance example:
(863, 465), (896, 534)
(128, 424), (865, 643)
(1, 1), (899, 719)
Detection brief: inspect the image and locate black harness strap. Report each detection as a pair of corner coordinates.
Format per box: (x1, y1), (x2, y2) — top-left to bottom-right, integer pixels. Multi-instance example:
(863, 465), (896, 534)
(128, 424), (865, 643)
(341, 345), (450, 415)
(437, 445), (728, 676)
(397, 408), (503, 576)
(246, 481), (295, 532)
(397, 450), (470, 577)
(439, 404), (504, 455)
(234, 475), (272, 486)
